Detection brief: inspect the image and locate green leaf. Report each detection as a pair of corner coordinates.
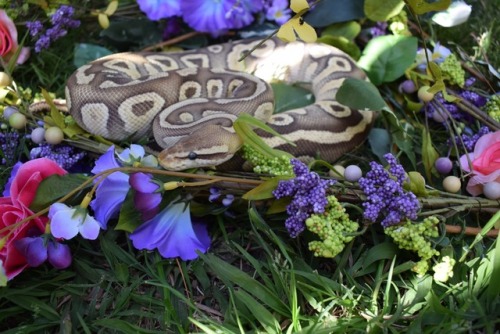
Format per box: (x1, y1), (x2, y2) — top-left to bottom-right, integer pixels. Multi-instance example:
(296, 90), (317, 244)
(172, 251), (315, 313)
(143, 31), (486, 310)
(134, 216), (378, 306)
(406, 171), (429, 197)
(30, 174), (90, 212)
(242, 177), (282, 200)
(316, 35), (361, 60)
(100, 19), (162, 48)
(73, 43), (113, 68)
(235, 290), (281, 333)
(406, 0), (451, 15)
(421, 127), (439, 181)
(358, 35), (418, 85)
(336, 77), (387, 111)
(271, 82), (314, 113)
(115, 189), (142, 232)
(304, 0), (365, 27)
(367, 128), (391, 161)
(321, 21), (361, 41)
(364, 0), (405, 21)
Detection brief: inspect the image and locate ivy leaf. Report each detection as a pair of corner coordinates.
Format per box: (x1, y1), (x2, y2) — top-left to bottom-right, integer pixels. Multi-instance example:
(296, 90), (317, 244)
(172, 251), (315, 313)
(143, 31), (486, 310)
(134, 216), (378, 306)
(316, 35), (361, 60)
(271, 82), (313, 113)
(115, 189), (142, 233)
(74, 43), (113, 68)
(368, 128), (391, 162)
(320, 21), (361, 41)
(30, 174), (90, 212)
(337, 78), (387, 111)
(304, 0), (365, 27)
(406, 0), (451, 15)
(364, 0), (405, 21)
(358, 35), (418, 85)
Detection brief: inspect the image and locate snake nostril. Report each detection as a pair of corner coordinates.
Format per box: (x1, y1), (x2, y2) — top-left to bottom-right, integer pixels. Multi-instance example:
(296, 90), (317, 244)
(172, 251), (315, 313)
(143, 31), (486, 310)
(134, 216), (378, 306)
(188, 152), (198, 160)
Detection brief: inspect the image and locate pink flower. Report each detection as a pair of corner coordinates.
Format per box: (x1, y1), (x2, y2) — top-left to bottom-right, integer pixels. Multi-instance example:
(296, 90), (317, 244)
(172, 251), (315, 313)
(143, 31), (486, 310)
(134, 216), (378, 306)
(459, 130), (500, 196)
(0, 158), (66, 280)
(0, 10), (30, 64)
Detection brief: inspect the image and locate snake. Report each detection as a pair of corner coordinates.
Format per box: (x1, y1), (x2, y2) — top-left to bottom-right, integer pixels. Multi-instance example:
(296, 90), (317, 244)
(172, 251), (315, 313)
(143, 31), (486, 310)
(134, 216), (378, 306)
(64, 37), (375, 171)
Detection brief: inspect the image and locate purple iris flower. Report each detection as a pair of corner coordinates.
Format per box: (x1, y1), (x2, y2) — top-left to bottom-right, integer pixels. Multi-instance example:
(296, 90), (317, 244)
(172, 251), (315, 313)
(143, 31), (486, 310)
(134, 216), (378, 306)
(15, 236), (72, 269)
(129, 172), (162, 221)
(137, 0), (181, 21)
(130, 201), (210, 260)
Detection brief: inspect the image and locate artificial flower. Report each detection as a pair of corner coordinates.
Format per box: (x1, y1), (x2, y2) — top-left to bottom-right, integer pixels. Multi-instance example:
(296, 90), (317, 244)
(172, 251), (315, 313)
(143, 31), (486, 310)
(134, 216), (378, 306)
(432, 1), (472, 27)
(49, 203), (101, 240)
(265, 0), (292, 25)
(0, 10), (30, 64)
(15, 236), (72, 269)
(130, 201), (210, 260)
(459, 130), (500, 196)
(0, 158), (66, 280)
(137, 0), (181, 21)
(0, 260), (6, 286)
(129, 172), (162, 221)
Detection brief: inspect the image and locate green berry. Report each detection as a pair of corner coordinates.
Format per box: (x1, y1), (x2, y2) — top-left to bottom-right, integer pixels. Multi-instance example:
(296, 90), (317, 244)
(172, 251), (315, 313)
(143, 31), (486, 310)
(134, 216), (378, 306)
(9, 112), (27, 129)
(44, 126), (64, 144)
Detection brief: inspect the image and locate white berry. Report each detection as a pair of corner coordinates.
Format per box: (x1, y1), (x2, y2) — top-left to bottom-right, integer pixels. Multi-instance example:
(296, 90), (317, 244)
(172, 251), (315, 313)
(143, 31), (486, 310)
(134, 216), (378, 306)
(0, 72), (12, 86)
(31, 127), (46, 144)
(344, 165), (363, 182)
(443, 176), (461, 193)
(483, 182), (500, 200)
(418, 86), (434, 102)
(9, 112), (27, 129)
(44, 126), (64, 144)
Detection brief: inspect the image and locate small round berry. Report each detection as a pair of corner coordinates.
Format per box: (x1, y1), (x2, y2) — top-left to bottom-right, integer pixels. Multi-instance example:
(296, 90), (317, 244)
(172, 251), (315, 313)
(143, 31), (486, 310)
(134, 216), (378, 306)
(3, 106), (18, 119)
(418, 86), (434, 102)
(44, 126), (64, 144)
(443, 176), (461, 193)
(9, 112), (27, 129)
(344, 165), (363, 182)
(329, 165), (345, 178)
(483, 182), (500, 200)
(399, 80), (417, 94)
(432, 110), (449, 123)
(31, 127), (46, 144)
(435, 157), (453, 175)
(0, 72), (12, 86)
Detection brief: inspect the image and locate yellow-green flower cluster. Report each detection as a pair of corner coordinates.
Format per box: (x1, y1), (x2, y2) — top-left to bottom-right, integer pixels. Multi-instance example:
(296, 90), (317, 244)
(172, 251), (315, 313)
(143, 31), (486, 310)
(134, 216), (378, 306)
(384, 216), (440, 276)
(241, 144), (293, 176)
(306, 195), (359, 258)
(439, 54), (465, 87)
(484, 94), (500, 122)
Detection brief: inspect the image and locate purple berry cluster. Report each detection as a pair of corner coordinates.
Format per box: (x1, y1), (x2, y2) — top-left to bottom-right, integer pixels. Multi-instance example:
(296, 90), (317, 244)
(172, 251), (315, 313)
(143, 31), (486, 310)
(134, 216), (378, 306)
(0, 130), (20, 165)
(26, 5), (80, 53)
(273, 159), (336, 237)
(30, 144), (85, 170)
(452, 126), (490, 152)
(358, 154), (420, 228)
(425, 90), (487, 122)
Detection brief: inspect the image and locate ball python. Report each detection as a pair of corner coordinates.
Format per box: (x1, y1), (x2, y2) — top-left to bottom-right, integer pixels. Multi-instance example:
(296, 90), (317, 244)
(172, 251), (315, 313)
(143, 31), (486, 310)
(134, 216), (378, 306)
(64, 37), (375, 170)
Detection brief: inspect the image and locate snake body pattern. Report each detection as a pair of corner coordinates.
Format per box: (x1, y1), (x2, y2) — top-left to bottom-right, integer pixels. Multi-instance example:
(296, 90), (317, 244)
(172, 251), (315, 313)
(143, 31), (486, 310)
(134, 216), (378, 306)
(65, 37), (375, 170)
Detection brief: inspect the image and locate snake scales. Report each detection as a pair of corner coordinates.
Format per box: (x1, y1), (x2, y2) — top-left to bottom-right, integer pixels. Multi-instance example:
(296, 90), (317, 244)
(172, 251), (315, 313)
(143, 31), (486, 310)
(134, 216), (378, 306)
(65, 37), (375, 170)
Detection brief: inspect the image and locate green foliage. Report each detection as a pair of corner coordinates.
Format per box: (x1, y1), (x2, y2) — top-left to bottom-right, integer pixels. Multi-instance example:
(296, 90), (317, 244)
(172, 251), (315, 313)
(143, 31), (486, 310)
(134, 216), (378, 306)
(439, 54), (466, 87)
(304, 0), (365, 27)
(336, 77), (387, 111)
(73, 43), (113, 68)
(485, 94), (500, 122)
(241, 144), (293, 176)
(358, 35), (418, 85)
(364, 0), (405, 21)
(270, 82), (314, 113)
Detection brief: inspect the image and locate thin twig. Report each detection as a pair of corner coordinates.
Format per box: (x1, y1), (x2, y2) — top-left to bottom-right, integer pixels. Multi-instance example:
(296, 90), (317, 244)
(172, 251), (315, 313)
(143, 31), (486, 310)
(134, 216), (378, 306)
(141, 31), (202, 52)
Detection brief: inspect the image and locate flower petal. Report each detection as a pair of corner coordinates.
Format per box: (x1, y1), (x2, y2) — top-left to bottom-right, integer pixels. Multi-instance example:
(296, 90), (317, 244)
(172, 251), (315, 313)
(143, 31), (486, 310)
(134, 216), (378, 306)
(14, 237), (47, 267)
(130, 172), (159, 193)
(79, 214), (101, 240)
(47, 241), (72, 269)
(90, 172), (130, 228)
(49, 203), (80, 240)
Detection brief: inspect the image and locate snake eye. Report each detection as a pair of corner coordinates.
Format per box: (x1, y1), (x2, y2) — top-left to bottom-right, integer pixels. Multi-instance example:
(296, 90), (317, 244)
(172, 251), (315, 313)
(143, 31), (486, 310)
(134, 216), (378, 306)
(188, 152), (198, 160)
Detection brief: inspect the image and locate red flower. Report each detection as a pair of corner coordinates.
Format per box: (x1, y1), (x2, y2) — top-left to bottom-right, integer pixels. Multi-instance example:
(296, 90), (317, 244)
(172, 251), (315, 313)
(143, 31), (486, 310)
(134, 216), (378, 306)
(0, 158), (66, 280)
(0, 10), (30, 64)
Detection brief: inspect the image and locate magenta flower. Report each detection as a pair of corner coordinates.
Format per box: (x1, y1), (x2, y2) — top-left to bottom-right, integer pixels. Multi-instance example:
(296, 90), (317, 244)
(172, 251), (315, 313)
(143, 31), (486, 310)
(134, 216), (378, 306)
(49, 203), (101, 240)
(15, 236), (72, 269)
(129, 172), (162, 221)
(137, 0), (181, 21)
(130, 201), (210, 260)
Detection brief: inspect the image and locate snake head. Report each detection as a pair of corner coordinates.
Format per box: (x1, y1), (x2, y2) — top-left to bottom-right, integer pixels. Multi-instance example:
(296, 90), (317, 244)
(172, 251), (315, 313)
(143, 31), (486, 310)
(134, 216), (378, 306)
(157, 125), (242, 171)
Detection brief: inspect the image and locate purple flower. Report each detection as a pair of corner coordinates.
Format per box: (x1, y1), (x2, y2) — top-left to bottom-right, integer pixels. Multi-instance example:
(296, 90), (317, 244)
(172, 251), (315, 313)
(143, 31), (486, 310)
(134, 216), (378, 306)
(2, 161), (22, 197)
(181, 0), (255, 35)
(15, 236), (72, 269)
(137, 0), (181, 21)
(49, 203), (101, 240)
(30, 144), (85, 170)
(0, 131), (20, 165)
(370, 22), (388, 37)
(129, 172), (162, 221)
(273, 159), (336, 237)
(90, 146), (130, 228)
(265, 0), (291, 25)
(208, 187), (221, 202)
(26, 20), (43, 37)
(130, 201), (210, 260)
(358, 154), (420, 227)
